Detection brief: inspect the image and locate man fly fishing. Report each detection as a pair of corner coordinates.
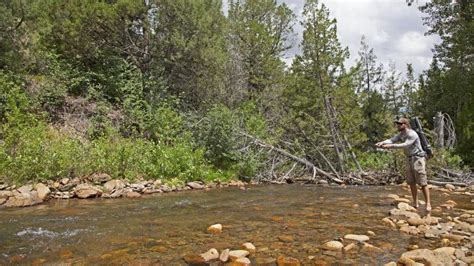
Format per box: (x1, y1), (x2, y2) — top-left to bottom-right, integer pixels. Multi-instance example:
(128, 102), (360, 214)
(376, 117), (432, 213)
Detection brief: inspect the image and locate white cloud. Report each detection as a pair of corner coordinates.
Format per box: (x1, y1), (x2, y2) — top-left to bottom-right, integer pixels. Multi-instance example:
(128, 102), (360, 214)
(396, 31), (430, 55)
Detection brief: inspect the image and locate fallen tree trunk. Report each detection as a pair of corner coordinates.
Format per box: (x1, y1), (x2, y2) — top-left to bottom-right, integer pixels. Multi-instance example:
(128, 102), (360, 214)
(428, 180), (467, 187)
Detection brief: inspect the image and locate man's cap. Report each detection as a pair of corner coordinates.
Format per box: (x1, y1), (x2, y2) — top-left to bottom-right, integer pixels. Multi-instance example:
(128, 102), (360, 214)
(394, 117), (409, 125)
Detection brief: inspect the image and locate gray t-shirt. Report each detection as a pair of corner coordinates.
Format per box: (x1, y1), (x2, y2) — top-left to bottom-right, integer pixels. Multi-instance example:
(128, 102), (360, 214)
(382, 129), (425, 157)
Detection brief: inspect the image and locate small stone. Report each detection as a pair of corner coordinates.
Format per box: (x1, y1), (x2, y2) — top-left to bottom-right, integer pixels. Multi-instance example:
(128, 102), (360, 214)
(398, 202), (417, 212)
(278, 235), (294, 242)
(200, 248), (219, 262)
(361, 243), (383, 253)
(234, 257), (251, 266)
(241, 242), (256, 253)
(344, 234), (370, 242)
(183, 254), (206, 264)
(445, 184), (455, 190)
(387, 194), (399, 200)
(343, 243), (356, 252)
(407, 217), (426, 226)
(219, 248), (230, 262)
(256, 257), (276, 266)
(408, 245), (419, 250)
(384, 262), (397, 266)
(367, 231), (375, 236)
(228, 250), (249, 261)
(322, 241), (343, 251)
(276, 256), (301, 266)
(382, 217), (396, 228)
(60, 178), (70, 185)
(207, 224), (222, 234)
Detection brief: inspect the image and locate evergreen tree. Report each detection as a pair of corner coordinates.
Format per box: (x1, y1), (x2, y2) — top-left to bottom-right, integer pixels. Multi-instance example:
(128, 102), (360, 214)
(227, 0), (295, 100)
(354, 35), (384, 95)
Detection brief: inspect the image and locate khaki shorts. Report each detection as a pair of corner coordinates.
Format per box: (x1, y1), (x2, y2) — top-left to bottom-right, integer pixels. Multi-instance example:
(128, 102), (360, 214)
(405, 156), (427, 186)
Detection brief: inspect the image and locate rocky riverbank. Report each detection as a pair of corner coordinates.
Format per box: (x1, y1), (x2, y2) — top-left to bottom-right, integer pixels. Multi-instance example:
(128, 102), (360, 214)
(0, 173), (248, 208)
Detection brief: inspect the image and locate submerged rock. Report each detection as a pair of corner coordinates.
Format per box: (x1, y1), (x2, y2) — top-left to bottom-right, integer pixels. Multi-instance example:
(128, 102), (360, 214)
(241, 242), (256, 253)
(277, 256), (301, 266)
(400, 249), (453, 266)
(322, 241), (343, 251)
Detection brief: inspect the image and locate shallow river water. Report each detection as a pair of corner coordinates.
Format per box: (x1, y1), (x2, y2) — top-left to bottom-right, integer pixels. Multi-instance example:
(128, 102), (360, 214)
(0, 184), (472, 265)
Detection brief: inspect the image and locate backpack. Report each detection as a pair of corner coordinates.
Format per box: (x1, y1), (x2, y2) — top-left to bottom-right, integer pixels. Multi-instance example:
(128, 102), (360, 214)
(410, 117), (433, 159)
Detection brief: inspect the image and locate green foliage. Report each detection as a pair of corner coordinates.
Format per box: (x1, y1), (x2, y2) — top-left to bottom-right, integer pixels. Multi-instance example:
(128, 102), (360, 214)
(228, 0), (295, 98)
(356, 151), (394, 171)
(197, 104), (239, 169)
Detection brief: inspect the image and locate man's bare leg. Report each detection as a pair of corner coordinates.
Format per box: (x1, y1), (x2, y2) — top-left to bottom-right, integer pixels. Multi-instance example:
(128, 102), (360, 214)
(409, 183), (419, 208)
(421, 185), (431, 212)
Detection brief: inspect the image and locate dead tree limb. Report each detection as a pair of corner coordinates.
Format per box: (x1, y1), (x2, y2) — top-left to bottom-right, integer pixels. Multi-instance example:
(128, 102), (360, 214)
(240, 132), (341, 183)
(428, 180), (467, 187)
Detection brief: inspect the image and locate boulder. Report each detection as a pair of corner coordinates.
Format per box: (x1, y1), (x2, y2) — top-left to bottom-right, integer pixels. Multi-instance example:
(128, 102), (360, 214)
(207, 224), (223, 234)
(433, 247), (455, 257)
(126, 191), (141, 198)
(344, 234), (370, 242)
(74, 184), (102, 199)
(17, 185), (33, 194)
(228, 250), (249, 261)
(103, 180), (126, 193)
(0, 198), (6, 205)
(5, 191), (42, 207)
(322, 241), (343, 251)
(35, 183), (50, 201)
(0, 190), (13, 199)
(187, 181), (205, 190)
(88, 173), (112, 184)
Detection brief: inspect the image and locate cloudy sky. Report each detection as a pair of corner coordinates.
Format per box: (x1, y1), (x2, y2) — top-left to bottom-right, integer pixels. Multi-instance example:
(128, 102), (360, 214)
(224, 0), (440, 76)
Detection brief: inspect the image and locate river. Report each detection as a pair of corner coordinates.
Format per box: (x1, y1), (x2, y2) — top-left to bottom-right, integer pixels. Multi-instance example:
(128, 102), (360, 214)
(0, 184), (472, 265)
